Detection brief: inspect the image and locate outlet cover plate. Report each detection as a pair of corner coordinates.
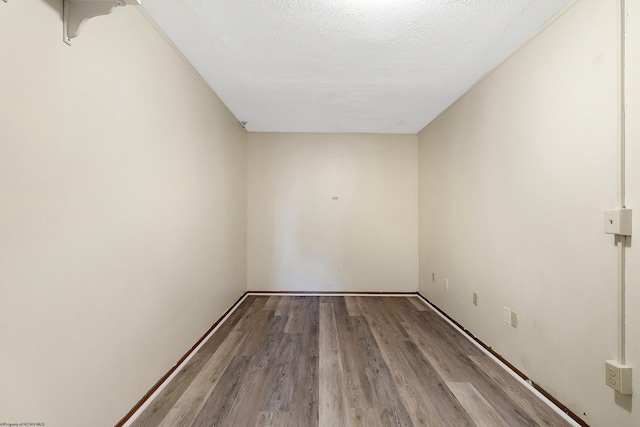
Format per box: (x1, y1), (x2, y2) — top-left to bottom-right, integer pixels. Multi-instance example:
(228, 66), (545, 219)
(606, 360), (632, 394)
(510, 310), (519, 328)
(503, 307), (511, 324)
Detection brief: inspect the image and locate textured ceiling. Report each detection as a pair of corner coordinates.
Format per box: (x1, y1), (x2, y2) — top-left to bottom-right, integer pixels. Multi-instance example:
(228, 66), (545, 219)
(142, 0), (573, 134)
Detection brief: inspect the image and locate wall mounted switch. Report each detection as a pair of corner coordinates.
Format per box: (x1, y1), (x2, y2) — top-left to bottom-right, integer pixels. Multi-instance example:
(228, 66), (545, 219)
(604, 209), (632, 235)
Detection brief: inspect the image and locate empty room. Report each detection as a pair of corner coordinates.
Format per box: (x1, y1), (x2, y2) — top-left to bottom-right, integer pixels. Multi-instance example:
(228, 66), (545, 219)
(1, 0), (638, 426)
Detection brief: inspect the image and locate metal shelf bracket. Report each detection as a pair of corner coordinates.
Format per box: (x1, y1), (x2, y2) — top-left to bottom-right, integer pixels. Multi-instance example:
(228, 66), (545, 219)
(63, 0), (141, 45)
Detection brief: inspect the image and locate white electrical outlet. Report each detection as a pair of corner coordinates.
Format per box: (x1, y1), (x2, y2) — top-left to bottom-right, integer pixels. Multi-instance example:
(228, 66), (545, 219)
(510, 311), (519, 328)
(445, 278), (449, 289)
(503, 307), (511, 324)
(606, 360), (632, 394)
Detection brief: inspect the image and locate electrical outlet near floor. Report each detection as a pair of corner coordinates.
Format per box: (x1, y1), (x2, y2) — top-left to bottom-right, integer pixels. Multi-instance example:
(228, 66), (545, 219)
(473, 292), (478, 306)
(605, 360), (632, 394)
(503, 307), (511, 324)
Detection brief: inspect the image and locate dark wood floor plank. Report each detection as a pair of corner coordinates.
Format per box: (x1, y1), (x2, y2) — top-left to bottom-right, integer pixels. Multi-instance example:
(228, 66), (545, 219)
(357, 298), (448, 427)
(261, 333), (301, 412)
(284, 296), (306, 333)
(344, 296), (363, 317)
(289, 297), (319, 427)
(255, 332), (284, 368)
(319, 295), (335, 304)
(396, 299), (540, 427)
(275, 296), (292, 317)
(130, 295), (265, 427)
(220, 311), (291, 425)
(349, 314), (414, 427)
(364, 296), (412, 340)
(332, 297), (375, 411)
(131, 296), (572, 427)
(190, 355), (250, 427)
(242, 312), (286, 361)
(223, 366), (272, 425)
(469, 355), (565, 427)
(155, 330), (248, 427)
(447, 382), (509, 427)
(348, 407), (384, 427)
(158, 307), (275, 426)
(401, 340), (477, 426)
(407, 296), (429, 312)
(319, 302), (349, 426)
(255, 411), (291, 427)
(263, 295), (281, 311)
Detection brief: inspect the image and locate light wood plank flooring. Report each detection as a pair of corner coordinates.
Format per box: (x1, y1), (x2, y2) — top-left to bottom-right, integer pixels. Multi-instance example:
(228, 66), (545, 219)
(130, 296), (571, 426)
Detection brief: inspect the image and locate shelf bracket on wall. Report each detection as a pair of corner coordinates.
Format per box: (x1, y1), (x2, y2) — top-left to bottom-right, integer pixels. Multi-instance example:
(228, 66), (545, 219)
(63, 0), (141, 46)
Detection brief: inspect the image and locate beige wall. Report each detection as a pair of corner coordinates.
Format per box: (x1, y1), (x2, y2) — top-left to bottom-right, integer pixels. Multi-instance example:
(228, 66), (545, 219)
(418, 0), (637, 426)
(3, 0), (637, 426)
(624, 0), (640, 423)
(0, 2), (247, 426)
(248, 133), (418, 292)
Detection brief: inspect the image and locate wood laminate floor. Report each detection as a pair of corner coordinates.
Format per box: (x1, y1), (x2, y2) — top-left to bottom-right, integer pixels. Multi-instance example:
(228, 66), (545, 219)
(130, 296), (572, 426)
